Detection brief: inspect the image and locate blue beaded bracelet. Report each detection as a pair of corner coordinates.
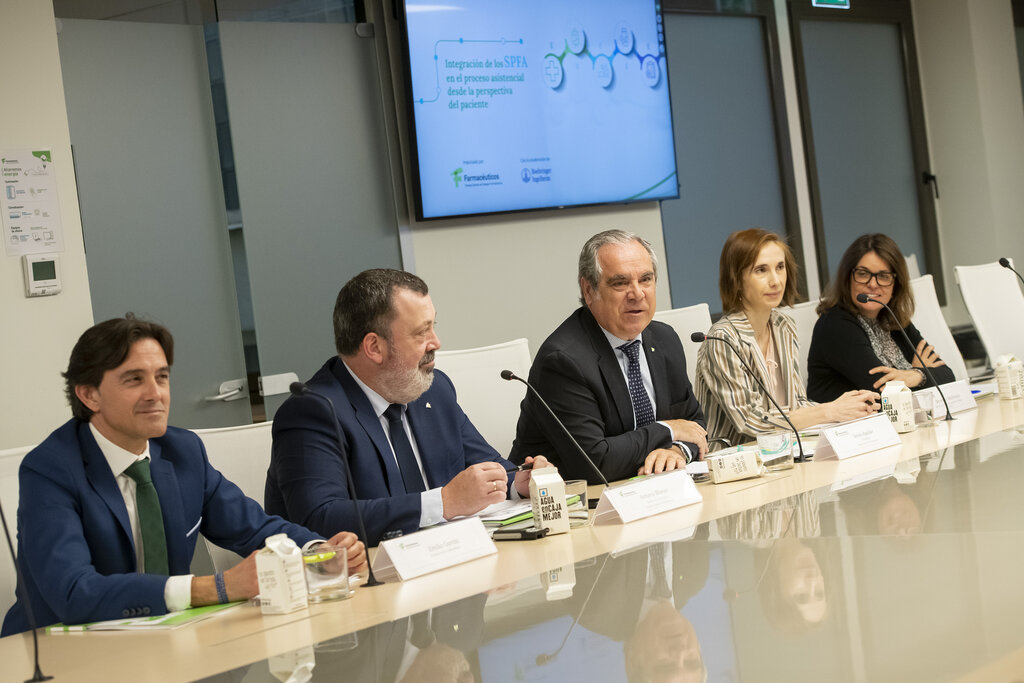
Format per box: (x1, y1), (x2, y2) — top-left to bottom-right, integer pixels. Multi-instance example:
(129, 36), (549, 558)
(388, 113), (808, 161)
(214, 572), (228, 604)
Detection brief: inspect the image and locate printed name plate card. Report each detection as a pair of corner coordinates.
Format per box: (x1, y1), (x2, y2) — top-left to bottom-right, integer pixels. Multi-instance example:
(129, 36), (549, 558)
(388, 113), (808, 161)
(814, 413), (901, 461)
(593, 469), (701, 525)
(372, 518), (497, 582)
(914, 380), (976, 415)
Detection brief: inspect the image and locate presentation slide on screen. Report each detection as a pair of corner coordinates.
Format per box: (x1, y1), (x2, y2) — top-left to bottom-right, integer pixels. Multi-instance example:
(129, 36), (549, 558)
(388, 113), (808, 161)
(404, 0), (678, 219)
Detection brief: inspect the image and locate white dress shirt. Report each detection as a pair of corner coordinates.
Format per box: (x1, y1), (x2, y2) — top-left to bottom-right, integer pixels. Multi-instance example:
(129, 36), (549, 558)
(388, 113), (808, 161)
(89, 423), (193, 611)
(342, 362), (446, 527)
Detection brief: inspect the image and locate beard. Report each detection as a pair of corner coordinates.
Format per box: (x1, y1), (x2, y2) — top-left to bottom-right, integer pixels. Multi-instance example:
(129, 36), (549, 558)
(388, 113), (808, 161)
(378, 347), (435, 404)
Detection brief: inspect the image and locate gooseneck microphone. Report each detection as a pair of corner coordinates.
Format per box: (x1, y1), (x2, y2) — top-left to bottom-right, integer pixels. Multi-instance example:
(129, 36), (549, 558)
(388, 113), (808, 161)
(0, 498), (53, 681)
(690, 332), (807, 462)
(289, 382), (381, 587)
(855, 293), (953, 421)
(999, 257), (1024, 288)
(499, 370), (610, 487)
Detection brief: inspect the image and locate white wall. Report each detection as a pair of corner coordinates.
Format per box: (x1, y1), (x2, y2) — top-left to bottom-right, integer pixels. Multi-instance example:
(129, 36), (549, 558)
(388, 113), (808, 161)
(410, 202), (670, 354)
(0, 1), (92, 449)
(913, 0), (1024, 327)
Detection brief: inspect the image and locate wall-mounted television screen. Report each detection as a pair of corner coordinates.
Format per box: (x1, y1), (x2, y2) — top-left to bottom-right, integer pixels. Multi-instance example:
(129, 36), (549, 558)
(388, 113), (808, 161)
(399, 0), (678, 220)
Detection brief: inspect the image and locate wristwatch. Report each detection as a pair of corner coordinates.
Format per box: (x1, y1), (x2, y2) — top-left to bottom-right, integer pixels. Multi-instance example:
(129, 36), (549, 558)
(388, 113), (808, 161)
(671, 440), (692, 463)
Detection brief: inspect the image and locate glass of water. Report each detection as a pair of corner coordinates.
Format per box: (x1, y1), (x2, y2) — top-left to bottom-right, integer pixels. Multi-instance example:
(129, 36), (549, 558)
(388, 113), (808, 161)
(303, 544), (350, 603)
(757, 431), (795, 471)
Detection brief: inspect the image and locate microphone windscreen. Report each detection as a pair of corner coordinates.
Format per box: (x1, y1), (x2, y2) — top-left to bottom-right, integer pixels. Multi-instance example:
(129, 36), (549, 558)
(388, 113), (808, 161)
(689, 332), (705, 343)
(500, 369), (514, 381)
(999, 257), (1011, 268)
(856, 293), (871, 304)
(289, 381), (307, 396)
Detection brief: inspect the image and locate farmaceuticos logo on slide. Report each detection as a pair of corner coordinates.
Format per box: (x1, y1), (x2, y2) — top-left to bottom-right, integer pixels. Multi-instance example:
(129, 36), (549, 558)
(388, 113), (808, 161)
(449, 164), (501, 188)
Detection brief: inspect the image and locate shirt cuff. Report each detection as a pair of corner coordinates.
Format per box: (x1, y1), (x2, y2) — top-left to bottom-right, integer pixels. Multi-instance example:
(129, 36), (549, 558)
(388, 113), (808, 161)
(421, 487), (445, 526)
(655, 420), (675, 445)
(164, 574), (194, 612)
(672, 441), (694, 463)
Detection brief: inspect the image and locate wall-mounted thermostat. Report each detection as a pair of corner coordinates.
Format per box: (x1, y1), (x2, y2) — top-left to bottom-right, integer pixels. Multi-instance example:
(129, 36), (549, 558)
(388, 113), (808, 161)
(22, 253), (62, 297)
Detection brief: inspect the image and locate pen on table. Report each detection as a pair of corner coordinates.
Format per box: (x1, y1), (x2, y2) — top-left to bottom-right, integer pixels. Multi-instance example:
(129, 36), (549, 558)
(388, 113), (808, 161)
(515, 462), (534, 472)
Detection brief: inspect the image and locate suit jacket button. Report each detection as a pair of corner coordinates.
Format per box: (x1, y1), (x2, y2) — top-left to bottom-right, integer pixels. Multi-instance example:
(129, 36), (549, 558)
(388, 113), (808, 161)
(142, 607), (151, 615)
(122, 609), (130, 617)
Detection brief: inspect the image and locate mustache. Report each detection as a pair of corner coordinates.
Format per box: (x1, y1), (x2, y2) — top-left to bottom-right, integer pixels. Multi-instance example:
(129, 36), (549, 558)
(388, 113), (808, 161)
(419, 351), (435, 367)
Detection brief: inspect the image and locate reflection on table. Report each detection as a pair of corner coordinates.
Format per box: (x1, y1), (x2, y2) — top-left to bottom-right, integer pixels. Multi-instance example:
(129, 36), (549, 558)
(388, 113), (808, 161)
(202, 427), (1024, 683)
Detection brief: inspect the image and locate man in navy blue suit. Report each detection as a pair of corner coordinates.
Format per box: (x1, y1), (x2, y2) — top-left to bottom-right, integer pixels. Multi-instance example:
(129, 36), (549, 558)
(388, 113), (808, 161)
(266, 269), (545, 546)
(2, 315), (366, 636)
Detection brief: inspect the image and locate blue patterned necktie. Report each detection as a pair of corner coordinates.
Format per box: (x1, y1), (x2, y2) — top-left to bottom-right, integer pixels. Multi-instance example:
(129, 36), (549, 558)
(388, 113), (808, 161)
(618, 340), (655, 428)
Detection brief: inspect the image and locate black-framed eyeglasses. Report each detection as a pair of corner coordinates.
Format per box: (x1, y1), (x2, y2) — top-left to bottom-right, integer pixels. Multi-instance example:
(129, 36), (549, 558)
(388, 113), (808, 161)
(852, 267), (895, 287)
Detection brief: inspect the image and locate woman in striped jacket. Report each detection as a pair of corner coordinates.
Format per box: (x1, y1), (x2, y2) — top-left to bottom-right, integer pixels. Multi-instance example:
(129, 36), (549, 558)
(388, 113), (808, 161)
(694, 229), (879, 449)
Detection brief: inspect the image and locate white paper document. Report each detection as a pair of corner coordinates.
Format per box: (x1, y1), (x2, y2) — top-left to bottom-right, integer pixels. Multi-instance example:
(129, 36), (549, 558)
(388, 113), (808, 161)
(2, 149), (64, 255)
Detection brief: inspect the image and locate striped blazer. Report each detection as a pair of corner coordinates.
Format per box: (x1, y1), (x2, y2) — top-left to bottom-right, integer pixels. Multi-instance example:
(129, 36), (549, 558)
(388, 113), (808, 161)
(694, 310), (815, 449)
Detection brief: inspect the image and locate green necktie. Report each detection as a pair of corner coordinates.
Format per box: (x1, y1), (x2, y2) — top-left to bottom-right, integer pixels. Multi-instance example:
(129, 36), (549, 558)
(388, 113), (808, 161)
(124, 459), (169, 576)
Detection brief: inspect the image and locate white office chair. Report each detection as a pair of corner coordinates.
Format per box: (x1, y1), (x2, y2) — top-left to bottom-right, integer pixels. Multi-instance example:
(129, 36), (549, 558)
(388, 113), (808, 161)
(909, 274), (968, 381)
(434, 338), (531, 458)
(778, 299), (820, 387)
(905, 253), (922, 280)
(192, 421), (275, 573)
(0, 445), (33, 619)
(955, 260), (1024, 365)
(653, 303), (712, 382)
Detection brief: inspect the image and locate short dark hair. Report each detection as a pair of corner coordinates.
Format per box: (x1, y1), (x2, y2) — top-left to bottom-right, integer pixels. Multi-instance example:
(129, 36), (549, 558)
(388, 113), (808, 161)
(333, 269), (429, 355)
(817, 233), (914, 329)
(719, 228), (800, 314)
(64, 314), (174, 421)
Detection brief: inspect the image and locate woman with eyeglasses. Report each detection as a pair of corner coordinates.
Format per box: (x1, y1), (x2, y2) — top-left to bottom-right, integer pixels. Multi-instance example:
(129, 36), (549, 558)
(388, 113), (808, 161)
(807, 233), (954, 402)
(694, 229), (879, 450)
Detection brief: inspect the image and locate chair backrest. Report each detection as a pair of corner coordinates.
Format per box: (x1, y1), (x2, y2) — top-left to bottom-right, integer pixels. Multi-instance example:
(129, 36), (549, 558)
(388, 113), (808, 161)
(193, 421), (275, 503)
(905, 253), (922, 280)
(778, 299), (820, 388)
(192, 422), (275, 573)
(434, 338), (531, 458)
(909, 274), (968, 381)
(954, 260), (1024, 365)
(0, 445), (34, 619)
(652, 303), (713, 382)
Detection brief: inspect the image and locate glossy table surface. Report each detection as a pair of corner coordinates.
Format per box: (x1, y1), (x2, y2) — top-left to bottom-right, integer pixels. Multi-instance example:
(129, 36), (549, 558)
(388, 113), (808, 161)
(4, 396), (1024, 682)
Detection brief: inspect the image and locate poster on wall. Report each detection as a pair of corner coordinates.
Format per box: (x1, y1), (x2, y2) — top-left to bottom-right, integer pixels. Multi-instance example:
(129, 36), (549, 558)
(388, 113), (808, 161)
(2, 149), (65, 256)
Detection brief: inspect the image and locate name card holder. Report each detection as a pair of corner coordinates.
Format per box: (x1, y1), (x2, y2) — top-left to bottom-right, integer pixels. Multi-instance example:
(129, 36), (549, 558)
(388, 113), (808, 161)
(814, 412), (901, 460)
(593, 469), (701, 525)
(371, 518), (497, 582)
(915, 380), (977, 415)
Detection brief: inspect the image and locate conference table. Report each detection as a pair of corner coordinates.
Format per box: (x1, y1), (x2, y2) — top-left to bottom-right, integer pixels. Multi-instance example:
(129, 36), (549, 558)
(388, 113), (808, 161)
(4, 396), (1024, 682)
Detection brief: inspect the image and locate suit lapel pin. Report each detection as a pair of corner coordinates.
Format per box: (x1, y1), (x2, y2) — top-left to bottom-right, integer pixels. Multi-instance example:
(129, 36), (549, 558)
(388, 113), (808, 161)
(425, 402), (432, 409)
(651, 346), (655, 353)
